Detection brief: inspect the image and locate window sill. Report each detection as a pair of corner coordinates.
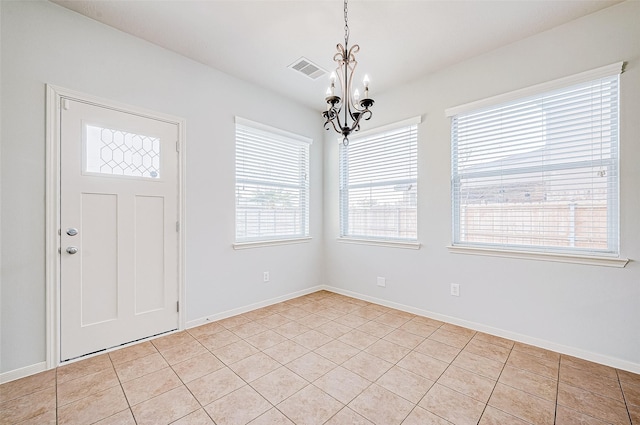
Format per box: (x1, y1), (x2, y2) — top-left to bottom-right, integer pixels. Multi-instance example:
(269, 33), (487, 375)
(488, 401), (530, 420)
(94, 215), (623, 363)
(338, 237), (421, 250)
(447, 245), (629, 268)
(233, 237), (312, 250)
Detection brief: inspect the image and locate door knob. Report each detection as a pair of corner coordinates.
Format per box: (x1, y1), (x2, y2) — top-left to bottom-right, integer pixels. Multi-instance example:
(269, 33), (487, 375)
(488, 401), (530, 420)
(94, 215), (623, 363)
(66, 246), (78, 255)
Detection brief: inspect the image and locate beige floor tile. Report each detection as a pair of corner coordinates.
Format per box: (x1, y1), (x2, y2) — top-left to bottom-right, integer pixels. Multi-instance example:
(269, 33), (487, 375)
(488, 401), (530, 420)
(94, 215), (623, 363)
(618, 369), (640, 388)
(279, 307), (311, 321)
(263, 340), (310, 364)
(57, 366), (119, 406)
(419, 383), (485, 425)
(151, 331), (196, 352)
(286, 352), (337, 382)
(373, 312), (412, 328)
(628, 403), (640, 424)
(57, 353), (112, 384)
(121, 367), (182, 406)
(342, 352), (393, 382)
(348, 383), (414, 424)
(357, 320), (396, 338)
(315, 309), (348, 321)
(314, 366), (371, 404)
(171, 352), (225, 383)
(273, 321), (311, 339)
(292, 329), (333, 350)
(277, 385), (343, 425)
(255, 314), (290, 329)
(113, 352), (169, 382)
(621, 380), (640, 406)
(453, 350), (504, 380)
(437, 365), (496, 403)
(334, 313), (370, 329)
(315, 320), (352, 338)
(507, 350), (559, 380)
(170, 408), (215, 425)
(364, 339), (410, 363)
(197, 329), (242, 350)
(187, 322), (225, 339)
(229, 321), (270, 339)
(383, 329), (425, 349)
(295, 313), (331, 329)
(555, 405), (613, 425)
(217, 314), (251, 329)
(414, 338), (461, 363)
(376, 365), (434, 403)
(205, 385), (271, 425)
(248, 408), (295, 424)
(398, 319), (438, 338)
(337, 329), (379, 350)
(93, 408), (136, 425)
(131, 386), (200, 425)
(212, 340), (260, 365)
(401, 406), (452, 425)
(560, 362), (624, 401)
(230, 352), (281, 382)
(157, 338), (208, 365)
(352, 305), (387, 320)
(478, 405), (531, 425)
(463, 338), (511, 363)
(108, 341), (157, 365)
(429, 328), (473, 349)
(0, 369), (55, 403)
(245, 330), (288, 351)
(314, 340), (361, 364)
(0, 386), (56, 425)
(488, 382), (556, 425)
(12, 408), (57, 425)
(498, 364), (557, 402)
(397, 351), (449, 381)
(324, 407), (374, 424)
(440, 323), (476, 338)
(513, 343), (561, 364)
(186, 367), (245, 405)
(251, 367), (308, 405)
(474, 332), (515, 349)
(557, 382), (631, 425)
(58, 386), (128, 425)
(410, 316), (444, 328)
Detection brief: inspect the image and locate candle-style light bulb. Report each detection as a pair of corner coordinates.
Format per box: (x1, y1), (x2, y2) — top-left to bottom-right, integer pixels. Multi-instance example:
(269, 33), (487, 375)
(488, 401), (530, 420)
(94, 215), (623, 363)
(326, 87), (332, 97)
(353, 89), (360, 103)
(363, 74), (370, 98)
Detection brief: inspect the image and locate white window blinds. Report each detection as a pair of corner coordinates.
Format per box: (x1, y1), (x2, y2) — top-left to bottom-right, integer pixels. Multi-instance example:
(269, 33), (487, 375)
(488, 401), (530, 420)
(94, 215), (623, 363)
(451, 67), (621, 255)
(235, 118), (311, 242)
(340, 120), (418, 241)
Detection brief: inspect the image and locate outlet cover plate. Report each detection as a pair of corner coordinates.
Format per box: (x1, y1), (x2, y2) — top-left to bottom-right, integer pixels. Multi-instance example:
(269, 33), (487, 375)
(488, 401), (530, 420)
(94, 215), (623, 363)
(377, 277), (386, 287)
(450, 283), (460, 296)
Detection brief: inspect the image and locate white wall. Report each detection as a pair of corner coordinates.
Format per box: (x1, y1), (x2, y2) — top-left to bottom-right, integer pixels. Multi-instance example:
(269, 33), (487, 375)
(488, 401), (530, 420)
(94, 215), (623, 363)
(324, 1), (640, 371)
(0, 1), (324, 374)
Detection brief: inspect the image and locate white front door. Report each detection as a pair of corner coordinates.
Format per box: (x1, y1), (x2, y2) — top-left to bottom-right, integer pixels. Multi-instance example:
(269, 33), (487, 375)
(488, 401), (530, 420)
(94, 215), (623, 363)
(60, 98), (179, 361)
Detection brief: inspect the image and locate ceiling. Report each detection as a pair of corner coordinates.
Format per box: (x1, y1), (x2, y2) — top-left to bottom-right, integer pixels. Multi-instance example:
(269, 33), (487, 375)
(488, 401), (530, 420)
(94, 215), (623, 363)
(51, 0), (622, 111)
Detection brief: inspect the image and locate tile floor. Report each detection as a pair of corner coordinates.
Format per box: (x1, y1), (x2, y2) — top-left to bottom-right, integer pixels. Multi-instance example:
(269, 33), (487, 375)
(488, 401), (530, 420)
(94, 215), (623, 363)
(1, 290), (639, 425)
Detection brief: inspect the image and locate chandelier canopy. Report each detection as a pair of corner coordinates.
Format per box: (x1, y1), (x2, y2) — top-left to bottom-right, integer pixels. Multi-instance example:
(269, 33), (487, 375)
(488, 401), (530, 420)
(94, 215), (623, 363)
(322, 0), (374, 146)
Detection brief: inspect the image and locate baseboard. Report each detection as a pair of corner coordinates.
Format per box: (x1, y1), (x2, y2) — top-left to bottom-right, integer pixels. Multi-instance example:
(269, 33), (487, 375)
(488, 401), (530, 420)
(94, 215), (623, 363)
(323, 285), (640, 375)
(186, 285), (325, 329)
(0, 361), (48, 384)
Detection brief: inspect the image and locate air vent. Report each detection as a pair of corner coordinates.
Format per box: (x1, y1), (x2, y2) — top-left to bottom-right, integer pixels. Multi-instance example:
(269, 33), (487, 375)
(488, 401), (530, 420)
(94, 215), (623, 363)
(288, 57), (327, 80)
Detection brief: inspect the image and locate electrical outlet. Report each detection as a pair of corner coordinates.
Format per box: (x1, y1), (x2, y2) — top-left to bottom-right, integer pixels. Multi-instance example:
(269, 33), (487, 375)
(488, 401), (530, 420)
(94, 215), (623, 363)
(263, 272), (270, 282)
(377, 277), (386, 287)
(450, 283), (460, 296)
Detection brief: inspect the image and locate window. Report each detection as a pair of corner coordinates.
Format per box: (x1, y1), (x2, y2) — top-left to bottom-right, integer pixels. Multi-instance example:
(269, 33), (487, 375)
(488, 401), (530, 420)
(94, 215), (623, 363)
(449, 63), (622, 256)
(235, 118), (311, 243)
(339, 118), (419, 242)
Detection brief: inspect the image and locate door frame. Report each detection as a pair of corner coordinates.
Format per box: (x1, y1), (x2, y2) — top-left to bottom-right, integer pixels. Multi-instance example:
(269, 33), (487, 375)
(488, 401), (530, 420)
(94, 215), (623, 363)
(45, 85), (186, 368)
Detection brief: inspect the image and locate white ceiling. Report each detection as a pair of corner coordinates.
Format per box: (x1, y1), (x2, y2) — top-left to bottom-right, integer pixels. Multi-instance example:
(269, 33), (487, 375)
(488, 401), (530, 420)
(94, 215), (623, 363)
(51, 0), (622, 111)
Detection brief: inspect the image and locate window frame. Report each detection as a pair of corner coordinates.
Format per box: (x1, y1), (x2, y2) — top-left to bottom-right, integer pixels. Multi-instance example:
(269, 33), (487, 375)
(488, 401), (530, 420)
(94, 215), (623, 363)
(233, 117), (312, 248)
(338, 117), (421, 247)
(446, 62), (628, 267)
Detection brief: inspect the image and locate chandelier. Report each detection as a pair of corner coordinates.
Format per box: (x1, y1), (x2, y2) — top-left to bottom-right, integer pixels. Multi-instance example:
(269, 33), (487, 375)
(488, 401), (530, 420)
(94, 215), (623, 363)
(322, 0), (374, 146)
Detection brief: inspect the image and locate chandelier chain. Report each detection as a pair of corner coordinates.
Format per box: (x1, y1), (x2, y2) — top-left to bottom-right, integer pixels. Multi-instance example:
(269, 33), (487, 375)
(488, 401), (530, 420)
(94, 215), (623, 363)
(344, 0), (349, 46)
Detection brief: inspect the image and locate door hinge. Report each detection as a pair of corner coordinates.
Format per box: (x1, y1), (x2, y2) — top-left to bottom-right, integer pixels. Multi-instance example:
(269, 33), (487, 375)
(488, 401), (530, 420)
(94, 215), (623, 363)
(177, 301), (180, 312)
(176, 221), (180, 232)
(176, 141), (180, 152)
